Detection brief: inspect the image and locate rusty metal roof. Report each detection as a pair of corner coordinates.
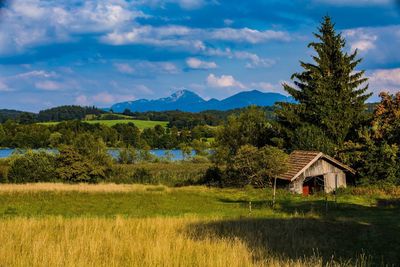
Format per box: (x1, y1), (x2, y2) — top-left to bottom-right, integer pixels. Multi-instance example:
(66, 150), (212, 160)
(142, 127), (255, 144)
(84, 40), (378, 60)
(278, 150), (355, 181)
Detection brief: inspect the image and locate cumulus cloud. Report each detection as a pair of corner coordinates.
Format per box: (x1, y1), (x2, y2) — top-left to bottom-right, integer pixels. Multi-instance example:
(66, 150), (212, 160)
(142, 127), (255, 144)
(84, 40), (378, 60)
(114, 63), (135, 74)
(207, 74), (245, 88)
(234, 51), (276, 68)
(0, 0), (146, 55)
(210, 27), (290, 43)
(75, 95), (90, 106)
(139, 0), (207, 10)
(0, 80), (12, 92)
(343, 25), (400, 64)
(314, 0), (392, 6)
(186, 58), (217, 69)
(101, 25), (289, 47)
(75, 92), (135, 106)
(344, 29), (378, 52)
(35, 80), (63, 91)
(15, 70), (57, 79)
(114, 61), (179, 75)
(368, 68), (400, 94)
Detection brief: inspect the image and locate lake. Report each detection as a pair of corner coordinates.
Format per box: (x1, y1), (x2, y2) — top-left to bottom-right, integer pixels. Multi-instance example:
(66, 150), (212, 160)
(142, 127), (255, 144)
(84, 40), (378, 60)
(0, 148), (193, 161)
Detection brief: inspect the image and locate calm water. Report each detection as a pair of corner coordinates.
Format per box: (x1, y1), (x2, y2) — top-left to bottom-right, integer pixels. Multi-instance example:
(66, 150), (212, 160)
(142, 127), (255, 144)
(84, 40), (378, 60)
(0, 148), (192, 161)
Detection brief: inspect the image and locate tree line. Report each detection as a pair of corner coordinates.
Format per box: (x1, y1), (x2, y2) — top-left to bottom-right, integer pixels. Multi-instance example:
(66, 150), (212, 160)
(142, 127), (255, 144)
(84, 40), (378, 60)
(0, 120), (214, 150)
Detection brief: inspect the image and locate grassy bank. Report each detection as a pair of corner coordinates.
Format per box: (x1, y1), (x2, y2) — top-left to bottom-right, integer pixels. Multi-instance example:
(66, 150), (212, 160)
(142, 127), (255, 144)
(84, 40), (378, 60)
(0, 184), (399, 265)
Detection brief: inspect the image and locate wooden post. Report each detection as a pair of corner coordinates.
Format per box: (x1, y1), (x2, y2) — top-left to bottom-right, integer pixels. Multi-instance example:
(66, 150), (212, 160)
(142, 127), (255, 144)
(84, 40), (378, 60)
(334, 174), (338, 205)
(272, 177), (277, 209)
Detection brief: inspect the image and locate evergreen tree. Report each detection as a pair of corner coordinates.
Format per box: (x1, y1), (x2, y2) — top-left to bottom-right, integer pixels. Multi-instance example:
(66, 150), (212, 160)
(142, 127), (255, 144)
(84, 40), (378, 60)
(277, 16), (371, 149)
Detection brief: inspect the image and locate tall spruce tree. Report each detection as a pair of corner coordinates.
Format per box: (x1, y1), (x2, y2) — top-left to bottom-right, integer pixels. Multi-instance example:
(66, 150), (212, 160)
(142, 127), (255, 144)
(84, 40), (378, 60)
(277, 16), (371, 150)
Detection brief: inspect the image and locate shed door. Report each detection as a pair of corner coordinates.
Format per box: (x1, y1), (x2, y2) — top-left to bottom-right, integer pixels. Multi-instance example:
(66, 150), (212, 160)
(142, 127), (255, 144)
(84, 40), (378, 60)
(302, 185), (310, 196)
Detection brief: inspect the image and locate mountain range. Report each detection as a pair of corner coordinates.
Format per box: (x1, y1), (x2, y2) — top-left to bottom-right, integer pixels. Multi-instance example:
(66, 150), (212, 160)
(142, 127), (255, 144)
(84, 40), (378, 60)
(110, 90), (294, 113)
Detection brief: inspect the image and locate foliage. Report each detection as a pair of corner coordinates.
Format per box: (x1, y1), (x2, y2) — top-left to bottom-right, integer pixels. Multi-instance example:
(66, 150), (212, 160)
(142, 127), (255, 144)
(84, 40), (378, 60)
(227, 145), (288, 187)
(0, 159), (9, 183)
(215, 106), (274, 163)
(277, 16), (371, 150)
(291, 124), (336, 155)
(117, 146), (138, 164)
(56, 146), (106, 183)
(38, 105), (103, 122)
(7, 151), (57, 183)
(371, 92), (400, 144)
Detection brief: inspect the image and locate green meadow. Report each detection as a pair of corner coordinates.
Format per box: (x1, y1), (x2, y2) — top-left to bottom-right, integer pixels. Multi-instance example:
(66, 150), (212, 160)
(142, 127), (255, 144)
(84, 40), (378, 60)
(0, 184), (399, 266)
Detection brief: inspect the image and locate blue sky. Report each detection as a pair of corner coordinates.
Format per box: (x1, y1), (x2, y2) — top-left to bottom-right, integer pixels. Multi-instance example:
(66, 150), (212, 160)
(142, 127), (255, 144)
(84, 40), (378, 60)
(0, 0), (400, 111)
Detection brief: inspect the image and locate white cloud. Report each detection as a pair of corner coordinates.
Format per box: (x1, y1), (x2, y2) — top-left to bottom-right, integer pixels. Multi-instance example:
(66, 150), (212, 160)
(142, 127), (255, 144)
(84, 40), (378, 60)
(114, 61), (179, 75)
(344, 29), (378, 52)
(114, 63), (135, 74)
(101, 25), (289, 47)
(35, 80), (63, 91)
(314, 0), (391, 6)
(133, 84), (154, 95)
(75, 95), (90, 106)
(368, 68), (400, 94)
(186, 58), (217, 69)
(76, 92), (135, 106)
(0, 81), (13, 92)
(0, 0), (147, 55)
(343, 25), (400, 64)
(140, 0), (207, 10)
(207, 74), (245, 88)
(234, 51), (276, 68)
(15, 70), (57, 79)
(210, 27), (290, 44)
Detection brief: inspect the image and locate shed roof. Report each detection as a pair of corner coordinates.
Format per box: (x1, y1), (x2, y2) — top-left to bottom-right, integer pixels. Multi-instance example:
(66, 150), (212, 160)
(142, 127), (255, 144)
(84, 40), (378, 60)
(278, 150), (355, 181)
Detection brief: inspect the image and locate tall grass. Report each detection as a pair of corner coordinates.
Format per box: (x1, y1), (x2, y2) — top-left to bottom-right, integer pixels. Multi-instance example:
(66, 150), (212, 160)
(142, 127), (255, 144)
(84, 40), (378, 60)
(0, 217), (368, 267)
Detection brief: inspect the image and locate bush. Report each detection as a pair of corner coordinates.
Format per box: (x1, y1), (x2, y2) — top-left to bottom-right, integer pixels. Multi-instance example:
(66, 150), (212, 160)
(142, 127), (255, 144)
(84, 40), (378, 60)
(56, 146), (110, 184)
(226, 145), (288, 187)
(0, 159), (9, 183)
(8, 151), (57, 183)
(199, 166), (224, 187)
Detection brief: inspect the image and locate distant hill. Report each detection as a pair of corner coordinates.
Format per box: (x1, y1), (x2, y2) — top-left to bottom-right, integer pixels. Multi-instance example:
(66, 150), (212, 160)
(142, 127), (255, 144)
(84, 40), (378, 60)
(0, 109), (35, 123)
(110, 90), (294, 113)
(37, 105), (104, 122)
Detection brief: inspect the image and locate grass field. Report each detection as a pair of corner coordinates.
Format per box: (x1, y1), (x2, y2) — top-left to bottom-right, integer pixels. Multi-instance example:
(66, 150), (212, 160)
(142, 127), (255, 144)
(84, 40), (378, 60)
(0, 184), (399, 266)
(39, 119), (168, 129)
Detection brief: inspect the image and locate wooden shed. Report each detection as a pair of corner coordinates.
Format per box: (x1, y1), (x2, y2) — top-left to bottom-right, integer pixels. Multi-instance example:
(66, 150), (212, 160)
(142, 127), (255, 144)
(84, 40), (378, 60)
(278, 151), (355, 195)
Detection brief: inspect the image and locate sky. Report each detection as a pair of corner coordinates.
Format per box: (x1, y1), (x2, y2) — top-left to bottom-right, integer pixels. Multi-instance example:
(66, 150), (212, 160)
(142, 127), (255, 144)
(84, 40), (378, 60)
(0, 0), (400, 112)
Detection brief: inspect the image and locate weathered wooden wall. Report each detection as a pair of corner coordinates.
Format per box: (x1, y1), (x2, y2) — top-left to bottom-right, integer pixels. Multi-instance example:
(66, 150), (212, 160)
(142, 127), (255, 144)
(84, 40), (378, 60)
(289, 159), (347, 194)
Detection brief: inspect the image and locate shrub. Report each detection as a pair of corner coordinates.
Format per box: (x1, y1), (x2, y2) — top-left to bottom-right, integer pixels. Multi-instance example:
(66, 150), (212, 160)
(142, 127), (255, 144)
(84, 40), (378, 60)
(56, 146), (109, 184)
(8, 151), (57, 183)
(200, 166), (224, 187)
(117, 147), (138, 164)
(226, 145), (288, 187)
(0, 159), (9, 183)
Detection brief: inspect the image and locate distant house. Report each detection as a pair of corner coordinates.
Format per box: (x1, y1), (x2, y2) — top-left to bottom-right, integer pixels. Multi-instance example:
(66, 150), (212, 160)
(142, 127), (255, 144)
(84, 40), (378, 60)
(278, 151), (355, 195)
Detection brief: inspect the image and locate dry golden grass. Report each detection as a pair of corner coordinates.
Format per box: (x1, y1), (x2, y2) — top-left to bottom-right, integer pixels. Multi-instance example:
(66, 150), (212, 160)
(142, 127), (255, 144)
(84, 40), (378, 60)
(0, 216), (367, 267)
(0, 183), (171, 193)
